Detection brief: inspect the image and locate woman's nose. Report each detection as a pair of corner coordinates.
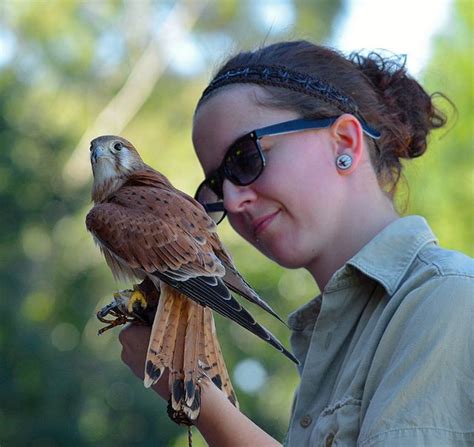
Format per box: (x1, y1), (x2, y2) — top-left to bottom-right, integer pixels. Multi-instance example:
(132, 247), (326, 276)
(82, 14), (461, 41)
(222, 179), (257, 214)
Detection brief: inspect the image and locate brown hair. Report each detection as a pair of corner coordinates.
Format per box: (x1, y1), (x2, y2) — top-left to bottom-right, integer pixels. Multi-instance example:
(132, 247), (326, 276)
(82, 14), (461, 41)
(198, 40), (449, 195)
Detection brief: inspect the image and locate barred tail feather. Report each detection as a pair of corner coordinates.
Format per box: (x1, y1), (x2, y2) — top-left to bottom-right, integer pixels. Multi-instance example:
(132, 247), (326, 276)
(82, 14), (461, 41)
(144, 283), (185, 387)
(169, 294), (188, 411)
(202, 308), (238, 408)
(144, 282), (238, 422)
(181, 300), (204, 420)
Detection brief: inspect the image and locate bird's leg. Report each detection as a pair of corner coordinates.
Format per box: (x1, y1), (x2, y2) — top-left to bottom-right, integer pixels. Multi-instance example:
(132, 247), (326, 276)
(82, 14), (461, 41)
(127, 287), (148, 314)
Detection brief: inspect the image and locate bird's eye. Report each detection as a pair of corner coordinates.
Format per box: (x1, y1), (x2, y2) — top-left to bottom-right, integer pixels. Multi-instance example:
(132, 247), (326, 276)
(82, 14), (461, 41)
(89, 143), (93, 151)
(113, 142), (122, 151)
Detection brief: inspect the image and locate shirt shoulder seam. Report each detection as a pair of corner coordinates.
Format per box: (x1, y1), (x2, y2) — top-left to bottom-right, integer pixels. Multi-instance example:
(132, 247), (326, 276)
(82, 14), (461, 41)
(416, 252), (474, 279)
(359, 426), (474, 447)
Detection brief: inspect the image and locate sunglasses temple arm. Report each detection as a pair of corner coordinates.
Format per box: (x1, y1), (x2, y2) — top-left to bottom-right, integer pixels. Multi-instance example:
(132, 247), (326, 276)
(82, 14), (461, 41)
(203, 202), (226, 213)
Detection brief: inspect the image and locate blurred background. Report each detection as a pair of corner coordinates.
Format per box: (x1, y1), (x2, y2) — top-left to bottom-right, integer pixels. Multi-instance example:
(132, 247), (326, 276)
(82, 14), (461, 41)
(0, 0), (472, 445)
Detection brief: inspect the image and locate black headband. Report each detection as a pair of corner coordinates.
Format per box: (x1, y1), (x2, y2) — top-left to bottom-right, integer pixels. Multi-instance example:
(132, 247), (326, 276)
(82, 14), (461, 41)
(200, 64), (359, 114)
(200, 64), (381, 139)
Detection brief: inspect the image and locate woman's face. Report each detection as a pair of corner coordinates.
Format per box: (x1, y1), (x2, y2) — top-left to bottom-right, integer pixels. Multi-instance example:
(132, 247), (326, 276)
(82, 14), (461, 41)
(193, 85), (347, 270)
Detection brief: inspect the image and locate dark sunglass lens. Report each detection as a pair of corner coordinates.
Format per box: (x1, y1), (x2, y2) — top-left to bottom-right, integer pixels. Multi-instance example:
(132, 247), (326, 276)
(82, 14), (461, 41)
(195, 183), (225, 224)
(208, 176), (223, 197)
(225, 138), (263, 185)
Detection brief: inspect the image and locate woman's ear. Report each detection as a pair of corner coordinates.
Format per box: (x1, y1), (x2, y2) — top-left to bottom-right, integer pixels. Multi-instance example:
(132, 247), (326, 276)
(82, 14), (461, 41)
(330, 114), (364, 175)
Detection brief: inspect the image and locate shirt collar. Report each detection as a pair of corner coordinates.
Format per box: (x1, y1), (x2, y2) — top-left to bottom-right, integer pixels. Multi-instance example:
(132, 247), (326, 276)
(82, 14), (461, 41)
(339, 215), (437, 295)
(288, 216), (437, 330)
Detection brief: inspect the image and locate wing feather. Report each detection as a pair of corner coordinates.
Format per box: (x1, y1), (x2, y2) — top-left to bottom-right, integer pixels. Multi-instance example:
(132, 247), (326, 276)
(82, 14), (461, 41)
(86, 202), (223, 278)
(152, 271), (298, 364)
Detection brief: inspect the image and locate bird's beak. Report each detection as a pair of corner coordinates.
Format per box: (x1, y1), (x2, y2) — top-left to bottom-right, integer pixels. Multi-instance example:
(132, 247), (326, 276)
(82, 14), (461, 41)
(90, 143), (105, 165)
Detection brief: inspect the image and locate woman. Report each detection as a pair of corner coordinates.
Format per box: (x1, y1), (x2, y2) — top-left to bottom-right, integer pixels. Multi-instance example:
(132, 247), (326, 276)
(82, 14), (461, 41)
(119, 41), (473, 446)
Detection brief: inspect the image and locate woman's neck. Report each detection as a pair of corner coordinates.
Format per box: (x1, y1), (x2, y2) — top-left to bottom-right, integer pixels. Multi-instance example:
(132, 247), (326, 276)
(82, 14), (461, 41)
(307, 197), (399, 292)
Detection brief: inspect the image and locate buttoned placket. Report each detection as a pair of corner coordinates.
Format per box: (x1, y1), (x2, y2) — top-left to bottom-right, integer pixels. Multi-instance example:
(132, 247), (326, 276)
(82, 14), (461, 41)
(287, 268), (377, 446)
(288, 282), (354, 442)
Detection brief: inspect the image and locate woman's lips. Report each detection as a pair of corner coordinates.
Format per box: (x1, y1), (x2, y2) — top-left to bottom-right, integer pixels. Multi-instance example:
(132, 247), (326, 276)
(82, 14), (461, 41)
(252, 210), (280, 236)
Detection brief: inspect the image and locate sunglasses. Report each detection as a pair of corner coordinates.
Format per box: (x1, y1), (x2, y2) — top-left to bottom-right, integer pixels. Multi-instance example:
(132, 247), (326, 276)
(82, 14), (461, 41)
(194, 116), (380, 224)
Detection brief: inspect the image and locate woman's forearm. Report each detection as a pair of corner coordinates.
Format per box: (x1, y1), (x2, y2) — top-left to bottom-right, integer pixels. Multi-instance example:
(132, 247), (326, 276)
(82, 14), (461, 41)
(194, 378), (281, 447)
(120, 325), (281, 446)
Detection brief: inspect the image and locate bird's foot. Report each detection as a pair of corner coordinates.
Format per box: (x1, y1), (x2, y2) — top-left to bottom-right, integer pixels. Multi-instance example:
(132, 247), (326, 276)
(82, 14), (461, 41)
(96, 288), (145, 335)
(96, 279), (160, 335)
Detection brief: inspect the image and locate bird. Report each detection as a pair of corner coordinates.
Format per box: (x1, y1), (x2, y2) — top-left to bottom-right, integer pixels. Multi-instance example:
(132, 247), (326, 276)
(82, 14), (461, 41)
(86, 135), (297, 422)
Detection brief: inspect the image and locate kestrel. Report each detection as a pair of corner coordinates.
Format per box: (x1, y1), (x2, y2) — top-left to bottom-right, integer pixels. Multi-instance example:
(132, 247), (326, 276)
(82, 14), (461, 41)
(86, 135), (296, 422)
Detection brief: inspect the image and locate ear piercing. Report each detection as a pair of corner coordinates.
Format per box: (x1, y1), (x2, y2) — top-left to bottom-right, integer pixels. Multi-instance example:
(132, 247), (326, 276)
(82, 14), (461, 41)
(335, 154), (353, 170)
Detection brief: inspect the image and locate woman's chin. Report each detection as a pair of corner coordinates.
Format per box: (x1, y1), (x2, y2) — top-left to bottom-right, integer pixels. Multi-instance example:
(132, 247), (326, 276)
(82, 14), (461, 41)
(259, 242), (308, 270)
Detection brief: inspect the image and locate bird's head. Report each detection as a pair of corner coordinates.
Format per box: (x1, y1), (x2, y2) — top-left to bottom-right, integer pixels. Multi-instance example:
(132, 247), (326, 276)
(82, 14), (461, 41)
(90, 135), (145, 202)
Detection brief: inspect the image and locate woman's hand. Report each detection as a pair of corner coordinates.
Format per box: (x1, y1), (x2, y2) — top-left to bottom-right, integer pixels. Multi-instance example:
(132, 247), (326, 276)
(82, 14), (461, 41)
(118, 324), (170, 399)
(118, 323), (281, 446)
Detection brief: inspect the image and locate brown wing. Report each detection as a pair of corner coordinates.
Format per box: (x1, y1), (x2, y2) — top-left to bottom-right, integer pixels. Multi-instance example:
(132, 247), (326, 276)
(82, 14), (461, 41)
(86, 184), (224, 279)
(86, 169), (297, 363)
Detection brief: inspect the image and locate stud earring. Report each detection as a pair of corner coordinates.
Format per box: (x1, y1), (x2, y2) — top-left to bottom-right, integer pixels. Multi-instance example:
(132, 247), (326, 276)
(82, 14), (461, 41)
(335, 154), (353, 170)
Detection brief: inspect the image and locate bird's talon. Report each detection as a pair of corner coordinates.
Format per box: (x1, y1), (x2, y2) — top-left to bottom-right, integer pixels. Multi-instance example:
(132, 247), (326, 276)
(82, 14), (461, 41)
(97, 313), (132, 335)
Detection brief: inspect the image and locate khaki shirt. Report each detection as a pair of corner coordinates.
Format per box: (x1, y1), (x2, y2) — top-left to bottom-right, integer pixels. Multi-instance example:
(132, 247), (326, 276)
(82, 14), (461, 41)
(286, 216), (474, 447)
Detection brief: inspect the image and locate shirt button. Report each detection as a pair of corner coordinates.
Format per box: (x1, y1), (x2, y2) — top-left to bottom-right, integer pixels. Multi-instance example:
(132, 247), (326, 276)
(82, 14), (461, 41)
(300, 414), (312, 428)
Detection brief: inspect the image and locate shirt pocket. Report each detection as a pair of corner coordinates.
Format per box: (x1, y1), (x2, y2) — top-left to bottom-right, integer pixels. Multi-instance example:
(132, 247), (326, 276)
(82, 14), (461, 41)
(310, 397), (362, 446)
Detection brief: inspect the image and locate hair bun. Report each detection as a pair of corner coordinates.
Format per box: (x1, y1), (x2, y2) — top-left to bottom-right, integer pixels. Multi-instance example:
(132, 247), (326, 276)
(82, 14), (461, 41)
(350, 52), (448, 160)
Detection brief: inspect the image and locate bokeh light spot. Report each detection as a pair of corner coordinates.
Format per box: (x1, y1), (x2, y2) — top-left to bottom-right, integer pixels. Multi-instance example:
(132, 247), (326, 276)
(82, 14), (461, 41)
(233, 358), (267, 394)
(167, 35), (205, 77)
(51, 322), (80, 351)
(21, 291), (55, 322)
(78, 406), (108, 443)
(0, 29), (16, 67)
(253, 0), (295, 34)
(21, 225), (52, 262)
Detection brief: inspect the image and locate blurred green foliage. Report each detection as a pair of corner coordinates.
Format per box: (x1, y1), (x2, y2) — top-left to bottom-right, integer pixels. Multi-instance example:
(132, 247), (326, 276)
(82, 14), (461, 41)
(0, 0), (471, 446)
(404, 0), (473, 255)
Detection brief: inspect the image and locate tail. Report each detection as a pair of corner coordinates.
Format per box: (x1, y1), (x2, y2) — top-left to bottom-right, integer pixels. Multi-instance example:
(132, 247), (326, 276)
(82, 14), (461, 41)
(144, 282), (238, 422)
(201, 305), (238, 408)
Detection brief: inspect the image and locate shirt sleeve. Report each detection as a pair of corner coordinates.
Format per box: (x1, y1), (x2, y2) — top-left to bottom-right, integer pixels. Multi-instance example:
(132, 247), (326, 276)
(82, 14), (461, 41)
(358, 274), (474, 447)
